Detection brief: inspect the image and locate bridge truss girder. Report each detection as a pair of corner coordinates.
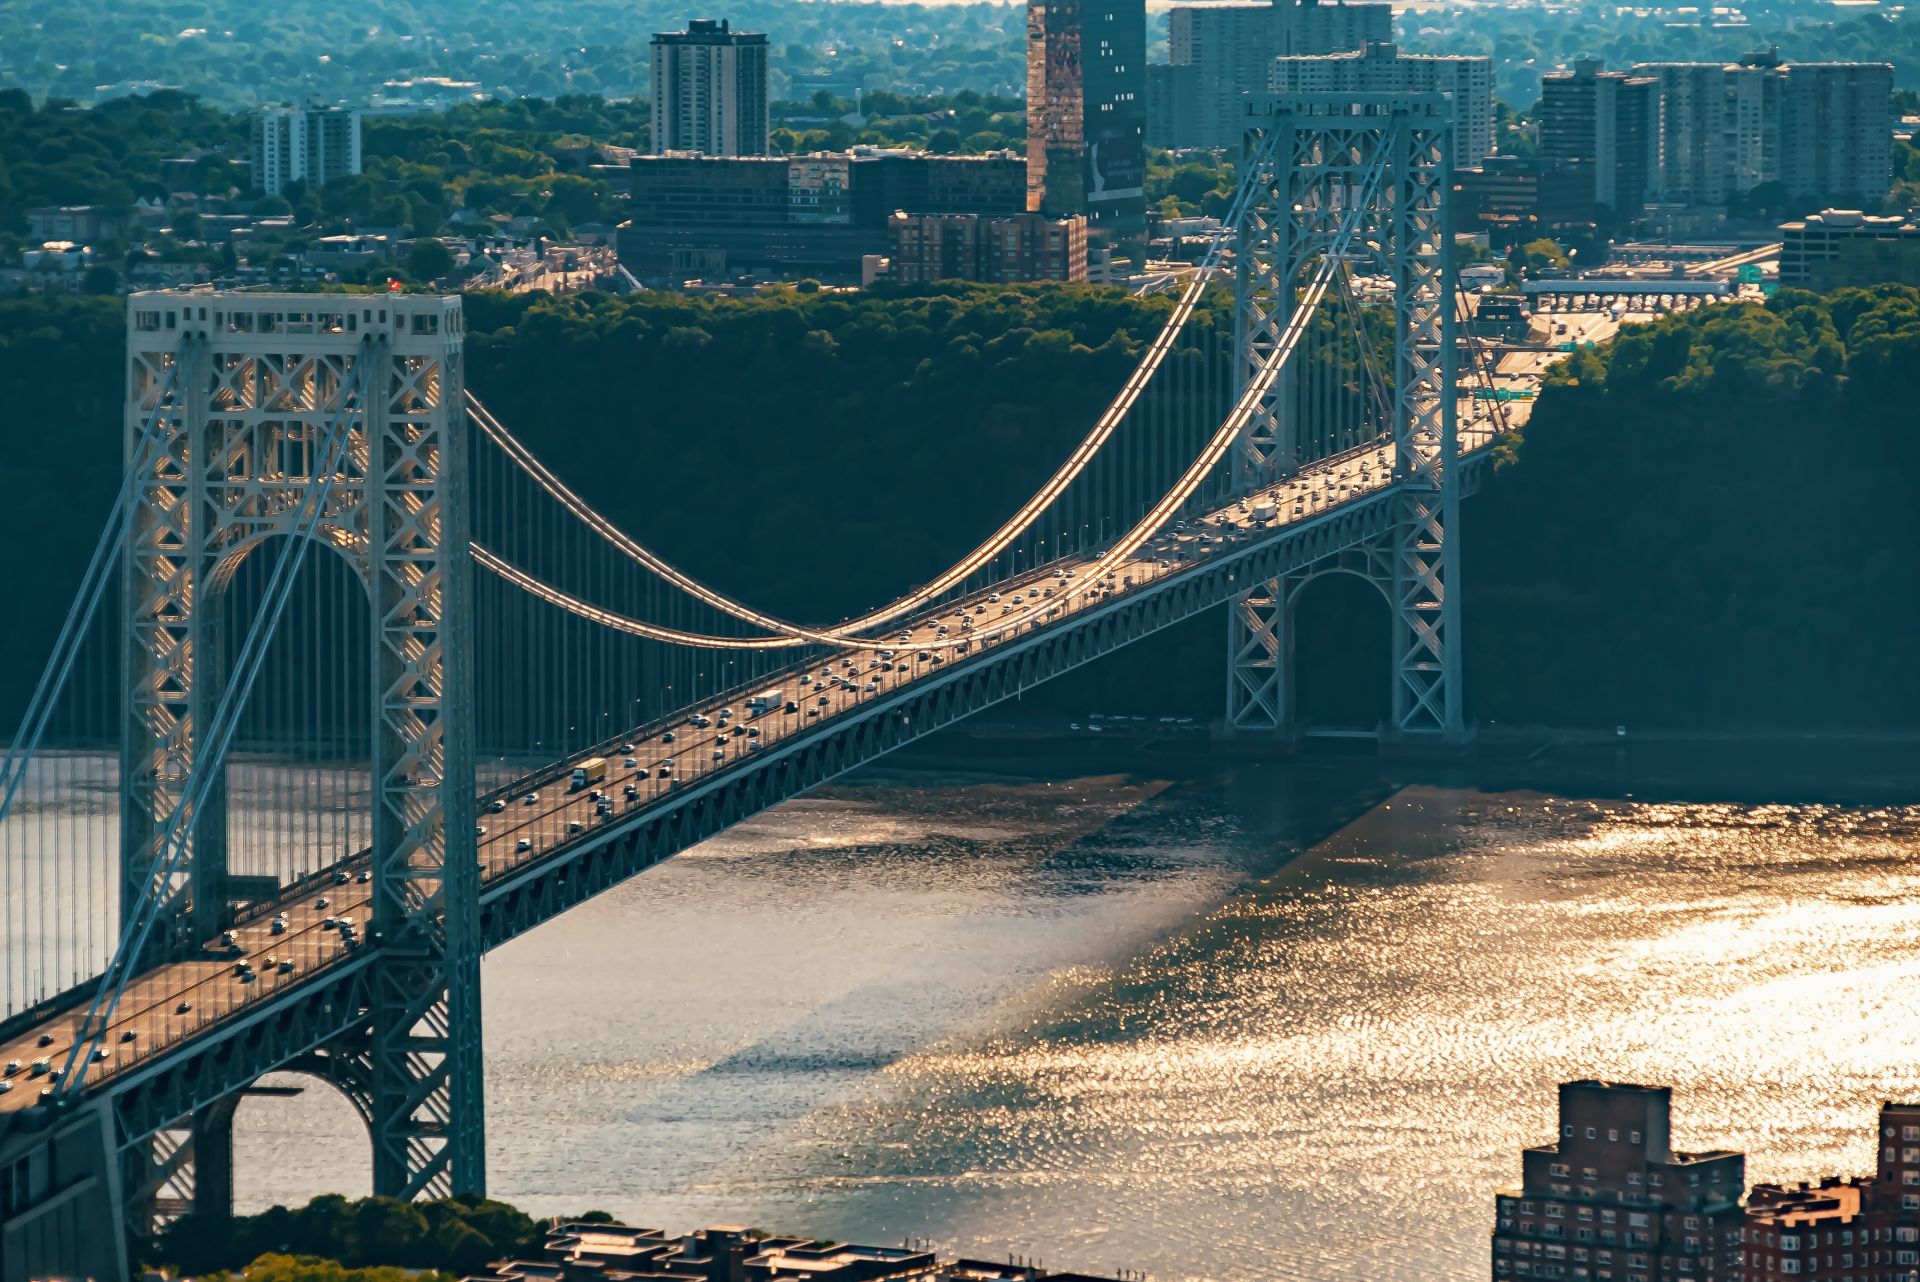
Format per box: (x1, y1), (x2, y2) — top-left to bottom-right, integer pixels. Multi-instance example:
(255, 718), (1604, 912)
(47, 442), (1487, 1261)
(1226, 93), (1467, 743)
(116, 293), (482, 1229)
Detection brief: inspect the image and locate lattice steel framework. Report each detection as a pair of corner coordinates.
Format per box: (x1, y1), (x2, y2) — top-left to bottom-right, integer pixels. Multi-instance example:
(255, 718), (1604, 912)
(1226, 94), (1467, 742)
(119, 292), (482, 1222)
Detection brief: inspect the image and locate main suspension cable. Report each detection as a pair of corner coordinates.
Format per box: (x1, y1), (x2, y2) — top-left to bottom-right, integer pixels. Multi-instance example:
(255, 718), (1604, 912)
(464, 128), (1285, 650)
(1066, 148), (1391, 595)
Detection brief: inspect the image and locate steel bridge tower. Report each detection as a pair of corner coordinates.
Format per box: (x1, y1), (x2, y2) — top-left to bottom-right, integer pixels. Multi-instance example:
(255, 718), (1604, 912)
(118, 292), (483, 1224)
(1224, 93), (1468, 744)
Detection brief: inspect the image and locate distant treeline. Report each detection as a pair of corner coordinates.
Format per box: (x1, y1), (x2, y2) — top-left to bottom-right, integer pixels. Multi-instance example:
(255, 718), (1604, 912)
(2, 283), (1915, 732)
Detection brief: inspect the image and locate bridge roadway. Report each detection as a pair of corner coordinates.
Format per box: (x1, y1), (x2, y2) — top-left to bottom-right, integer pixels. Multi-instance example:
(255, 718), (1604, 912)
(0, 421), (1502, 1126)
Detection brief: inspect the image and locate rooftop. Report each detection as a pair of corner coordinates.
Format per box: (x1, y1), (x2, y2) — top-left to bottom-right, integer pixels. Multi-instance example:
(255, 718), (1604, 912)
(1782, 209), (1920, 233)
(1748, 1178), (1871, 1226)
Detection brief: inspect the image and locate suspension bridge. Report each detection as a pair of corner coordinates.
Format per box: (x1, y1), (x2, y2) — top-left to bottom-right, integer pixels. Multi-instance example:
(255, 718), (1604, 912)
(0, 95), (1512, 1279)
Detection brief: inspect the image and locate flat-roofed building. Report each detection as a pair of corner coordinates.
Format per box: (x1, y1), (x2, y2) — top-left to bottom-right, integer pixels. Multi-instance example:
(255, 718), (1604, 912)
(1635, 50), (1892, 208)
(617, 150), (1026, 282)
(1540, 58), (1657, 219)
(252, 100), (361, 196)
(1271, 42), (1494, 164)
(1779, 208), (1920, 290)
(1745, 1179), (1876, 1282)
(1156, 0), (1393, 150)
(888, 210), (1088, 283)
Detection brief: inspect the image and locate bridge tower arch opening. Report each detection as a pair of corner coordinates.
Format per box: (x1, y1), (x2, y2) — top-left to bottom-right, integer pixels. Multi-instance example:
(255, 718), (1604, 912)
(1225, 92), (1468, 744)
(1289, 554), (1398, 734)
(115, 293), (483, 1230)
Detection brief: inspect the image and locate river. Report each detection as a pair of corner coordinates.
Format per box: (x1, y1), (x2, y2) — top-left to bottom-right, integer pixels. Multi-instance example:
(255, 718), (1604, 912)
(230, 746), (1920, 1282)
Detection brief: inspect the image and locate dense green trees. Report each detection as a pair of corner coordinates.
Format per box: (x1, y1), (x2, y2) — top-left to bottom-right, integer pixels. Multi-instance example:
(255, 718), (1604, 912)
(0, 90), (245, 241)
(774, 90), (1027, 156)
(461, 283), (1223, 628)
(1, 285), (1914, 731)
(190, 1255), (454, 1282)
(2, 0), (1027, 109)
(12, 0), (1920, 123)
(0, 92), (1033, 252)
(1466, 285), (1920, 727)
(151, 1192), (570, 1276)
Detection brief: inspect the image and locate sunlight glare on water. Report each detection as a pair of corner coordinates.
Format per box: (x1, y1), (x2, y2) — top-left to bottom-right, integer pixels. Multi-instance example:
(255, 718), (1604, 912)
(233, 771), (1920, 1282)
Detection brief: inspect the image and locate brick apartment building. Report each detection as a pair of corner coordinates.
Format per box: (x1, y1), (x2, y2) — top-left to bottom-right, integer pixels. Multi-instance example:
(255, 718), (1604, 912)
(1497, 1088), (1920, 1282)
(1493, 1080), (1746, 1282)
(615, 150), (1026, 283)
(886, 211), (1088, 283)
(1744, 1103), (1920, 1282)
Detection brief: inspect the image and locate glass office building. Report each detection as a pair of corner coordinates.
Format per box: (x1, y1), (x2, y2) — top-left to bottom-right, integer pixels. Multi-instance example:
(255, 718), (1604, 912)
(1027, 0), (1147, 247)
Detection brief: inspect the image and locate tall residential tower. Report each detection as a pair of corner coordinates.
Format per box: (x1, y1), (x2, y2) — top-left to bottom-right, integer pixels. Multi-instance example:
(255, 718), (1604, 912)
(1155, 0), (1393, 149)
(251, 101), (362, 196)
(650, 18), (770, 156)
(1539, 58), (1657, 219)
(1027, 0), (1148, 247)
(1271, 41), (1494, 164)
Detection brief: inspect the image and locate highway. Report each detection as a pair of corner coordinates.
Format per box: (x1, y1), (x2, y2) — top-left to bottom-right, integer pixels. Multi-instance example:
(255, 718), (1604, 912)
(0, 316), (1615, 1114)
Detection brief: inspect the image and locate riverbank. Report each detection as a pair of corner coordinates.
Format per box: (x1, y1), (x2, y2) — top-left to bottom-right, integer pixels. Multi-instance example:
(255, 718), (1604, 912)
(881, 713), (1920, 806)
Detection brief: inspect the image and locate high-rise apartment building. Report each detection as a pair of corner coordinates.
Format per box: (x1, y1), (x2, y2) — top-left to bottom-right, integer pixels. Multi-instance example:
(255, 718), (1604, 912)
(1289, 0), (1394, 58)
(251, 102), (362, 196)
(1492, 1081), (1745, 1282)
(1154, 0), (1392, 150)
(1540, 58), (1656, 219)
(1166, 2), (1280, 151)
(1635, 51), (1891, 208)
(1778, 60), (1895, 204)
(1637, 62), (1735, 207)
(650, 19), (770, 157)
(1026, 0), (1148, 245)
(1146, 62), (1203, 149)
(1270, 42), (1494, 164)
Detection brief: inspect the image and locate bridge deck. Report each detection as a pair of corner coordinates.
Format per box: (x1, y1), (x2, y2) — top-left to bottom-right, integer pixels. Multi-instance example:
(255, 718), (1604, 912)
(0, 425), (1499, 1117)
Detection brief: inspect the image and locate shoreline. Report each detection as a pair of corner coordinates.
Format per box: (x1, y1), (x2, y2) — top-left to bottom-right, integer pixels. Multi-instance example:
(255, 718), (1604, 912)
(879, 717), (1920, 806)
